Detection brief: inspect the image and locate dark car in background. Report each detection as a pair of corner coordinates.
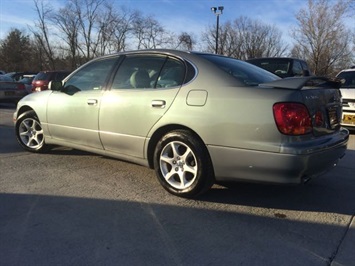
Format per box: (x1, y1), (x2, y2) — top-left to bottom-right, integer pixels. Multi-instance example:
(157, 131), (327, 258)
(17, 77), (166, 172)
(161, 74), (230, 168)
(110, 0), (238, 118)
(32, 70), (71, 92)
(0, 75), (27, 104)
(4, 71), (38, 81)
(246, 57), (311, 78)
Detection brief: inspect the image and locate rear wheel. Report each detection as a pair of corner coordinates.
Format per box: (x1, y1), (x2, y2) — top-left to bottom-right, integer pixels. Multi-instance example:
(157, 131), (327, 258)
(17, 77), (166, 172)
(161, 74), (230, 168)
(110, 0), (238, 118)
(154, 130), (214, 198)
(15, 110), (48, 153)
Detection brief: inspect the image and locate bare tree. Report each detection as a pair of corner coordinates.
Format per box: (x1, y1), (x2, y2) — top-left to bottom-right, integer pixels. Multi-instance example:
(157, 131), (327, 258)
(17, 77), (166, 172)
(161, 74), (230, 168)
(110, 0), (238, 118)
(30, 0), (56, 69)
(203, 21), (243, 56)
(202, 16), (288, 59)
(51, 2), (81, 68)
(132, 14), (174, 49)
(234, 17), (288, 59)
(96, 5), (137, 54)
(70, 0), (105, 60)
(175, 32), (195, 51)
(291, 0), (353, 76)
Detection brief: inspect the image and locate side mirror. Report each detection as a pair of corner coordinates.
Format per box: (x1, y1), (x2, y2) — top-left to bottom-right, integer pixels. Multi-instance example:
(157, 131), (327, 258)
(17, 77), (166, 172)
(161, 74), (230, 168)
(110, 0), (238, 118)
(49, 80), (63, 91)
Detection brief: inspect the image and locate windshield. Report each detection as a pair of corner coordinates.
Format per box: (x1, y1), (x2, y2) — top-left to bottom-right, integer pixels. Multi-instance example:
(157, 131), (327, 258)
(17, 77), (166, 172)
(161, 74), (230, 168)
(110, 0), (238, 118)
(198, 54), (279, 86)
(337, 71), (355, 88)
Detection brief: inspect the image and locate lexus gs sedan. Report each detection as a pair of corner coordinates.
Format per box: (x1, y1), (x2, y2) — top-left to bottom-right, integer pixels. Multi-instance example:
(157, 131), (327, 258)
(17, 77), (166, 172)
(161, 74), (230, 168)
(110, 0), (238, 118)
(13, 50), (349, 197)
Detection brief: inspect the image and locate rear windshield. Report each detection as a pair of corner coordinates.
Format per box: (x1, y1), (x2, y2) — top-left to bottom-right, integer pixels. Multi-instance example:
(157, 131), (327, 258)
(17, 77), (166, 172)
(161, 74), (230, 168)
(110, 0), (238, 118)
(34, 71), (70, 81)
(337, 71), (355, 88)
(198, 54), (279, 86)
(55, 72), (70, 81)
(34, 72), (50, 81)
(248, 59), (291, 75)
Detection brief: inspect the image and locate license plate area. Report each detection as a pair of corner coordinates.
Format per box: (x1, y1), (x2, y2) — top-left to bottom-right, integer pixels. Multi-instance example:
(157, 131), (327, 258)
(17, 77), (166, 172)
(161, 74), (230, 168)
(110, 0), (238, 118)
(4, 91), (15, 96)
(342, 114), (355, 125)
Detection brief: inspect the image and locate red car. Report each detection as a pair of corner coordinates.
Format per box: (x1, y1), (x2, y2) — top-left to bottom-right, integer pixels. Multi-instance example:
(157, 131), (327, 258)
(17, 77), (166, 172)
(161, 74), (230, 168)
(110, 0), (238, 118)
(32, 70), (70, 92)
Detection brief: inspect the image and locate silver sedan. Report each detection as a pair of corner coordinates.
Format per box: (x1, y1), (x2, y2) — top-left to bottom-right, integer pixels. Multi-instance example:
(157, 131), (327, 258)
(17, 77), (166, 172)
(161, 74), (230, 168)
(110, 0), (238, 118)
(13, 50), (349, 197)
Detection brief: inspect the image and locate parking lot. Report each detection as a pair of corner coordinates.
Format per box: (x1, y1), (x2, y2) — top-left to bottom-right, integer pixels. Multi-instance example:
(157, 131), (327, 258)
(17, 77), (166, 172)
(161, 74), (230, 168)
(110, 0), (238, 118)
(1, 103), (355, 266)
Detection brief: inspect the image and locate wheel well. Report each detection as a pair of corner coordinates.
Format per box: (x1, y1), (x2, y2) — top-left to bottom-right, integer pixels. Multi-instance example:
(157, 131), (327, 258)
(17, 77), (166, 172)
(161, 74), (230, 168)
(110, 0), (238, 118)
(147, 124), (207, 169)
(17, 106), (35, 118)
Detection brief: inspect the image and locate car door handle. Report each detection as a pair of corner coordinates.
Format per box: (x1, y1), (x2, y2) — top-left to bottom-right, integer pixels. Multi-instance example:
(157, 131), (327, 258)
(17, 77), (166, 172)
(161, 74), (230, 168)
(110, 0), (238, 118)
(87, 99), (98, 105)
(151, 100), (166, 108)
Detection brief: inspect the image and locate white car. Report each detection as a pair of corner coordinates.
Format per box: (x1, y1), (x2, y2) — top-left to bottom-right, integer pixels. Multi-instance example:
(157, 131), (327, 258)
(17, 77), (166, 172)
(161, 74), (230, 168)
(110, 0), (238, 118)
(336, 68), (355, 128)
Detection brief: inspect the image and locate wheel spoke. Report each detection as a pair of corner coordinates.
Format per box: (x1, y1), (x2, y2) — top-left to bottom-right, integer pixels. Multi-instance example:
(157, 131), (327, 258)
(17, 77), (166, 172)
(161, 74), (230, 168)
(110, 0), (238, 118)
(184, 163), (197, 176)
(23, 121), (31, 131)
(164, 170), (176, 183)
(160, 154), (174, 166)
(170, 142), (180, 158)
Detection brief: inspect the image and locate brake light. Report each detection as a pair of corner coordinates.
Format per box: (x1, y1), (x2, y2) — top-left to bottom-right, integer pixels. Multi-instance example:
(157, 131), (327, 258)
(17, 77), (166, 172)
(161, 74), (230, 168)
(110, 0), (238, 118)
(17, 83), (25, 90)
(273, 103), (312, 135)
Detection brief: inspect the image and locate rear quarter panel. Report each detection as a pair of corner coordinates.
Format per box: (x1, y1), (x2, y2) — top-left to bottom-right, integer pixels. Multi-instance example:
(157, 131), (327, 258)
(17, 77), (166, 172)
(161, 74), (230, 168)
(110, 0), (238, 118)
(149, 62), (302, 153)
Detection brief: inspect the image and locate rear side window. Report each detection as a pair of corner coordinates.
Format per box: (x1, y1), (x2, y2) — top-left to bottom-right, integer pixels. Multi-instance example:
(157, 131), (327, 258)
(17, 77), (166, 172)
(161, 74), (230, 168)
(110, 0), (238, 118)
(156, 58), (185, 88)
(111, 55), (166, 89)
(111, 55), (186, 89)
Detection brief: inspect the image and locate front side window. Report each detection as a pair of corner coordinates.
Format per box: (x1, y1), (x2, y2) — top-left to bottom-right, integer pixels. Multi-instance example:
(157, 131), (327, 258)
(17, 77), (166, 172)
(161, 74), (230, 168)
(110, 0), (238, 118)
(64, 57), (118, 93)
(111, 55), (186, 90)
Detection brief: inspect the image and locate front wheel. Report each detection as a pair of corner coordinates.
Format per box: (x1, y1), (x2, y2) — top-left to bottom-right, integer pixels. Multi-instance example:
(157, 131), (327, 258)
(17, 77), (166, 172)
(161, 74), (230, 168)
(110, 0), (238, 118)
(153, 130), (214, 198)
(15, 110), (48, 153)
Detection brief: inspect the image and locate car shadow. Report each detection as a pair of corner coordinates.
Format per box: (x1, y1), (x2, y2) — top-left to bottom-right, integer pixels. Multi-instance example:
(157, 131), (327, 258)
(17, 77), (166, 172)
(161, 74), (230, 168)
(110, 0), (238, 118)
(0, 192), (353, 265)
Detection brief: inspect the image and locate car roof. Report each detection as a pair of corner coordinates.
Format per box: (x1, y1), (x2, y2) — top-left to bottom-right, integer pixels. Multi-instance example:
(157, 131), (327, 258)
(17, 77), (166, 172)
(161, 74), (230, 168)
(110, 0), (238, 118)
(38, 70), (70, 73)
(246, 57), (306, 62)
(338, 68), (355, 73)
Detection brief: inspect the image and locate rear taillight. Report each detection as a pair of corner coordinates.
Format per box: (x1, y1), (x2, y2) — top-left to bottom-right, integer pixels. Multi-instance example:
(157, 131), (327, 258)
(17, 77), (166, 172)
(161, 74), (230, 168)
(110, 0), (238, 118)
(273, 103), (312, 135)
(17, 83), (25, 90)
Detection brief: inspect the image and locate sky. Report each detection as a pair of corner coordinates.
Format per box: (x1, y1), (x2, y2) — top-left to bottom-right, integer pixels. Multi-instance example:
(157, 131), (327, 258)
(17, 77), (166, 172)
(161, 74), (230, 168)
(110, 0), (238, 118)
(0, 0), (342, 47)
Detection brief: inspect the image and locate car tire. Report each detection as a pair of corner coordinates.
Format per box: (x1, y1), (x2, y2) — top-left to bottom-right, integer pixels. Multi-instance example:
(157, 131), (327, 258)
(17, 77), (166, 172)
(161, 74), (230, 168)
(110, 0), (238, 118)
(154, 130), (215, 198)
(15, 110), (48, 153)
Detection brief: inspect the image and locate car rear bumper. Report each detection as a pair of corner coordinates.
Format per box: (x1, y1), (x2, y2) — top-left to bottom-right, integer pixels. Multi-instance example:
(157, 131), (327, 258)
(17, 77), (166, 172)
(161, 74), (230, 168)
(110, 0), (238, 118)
(208, 129), (349, 184)
(0, 91), (27, 103)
